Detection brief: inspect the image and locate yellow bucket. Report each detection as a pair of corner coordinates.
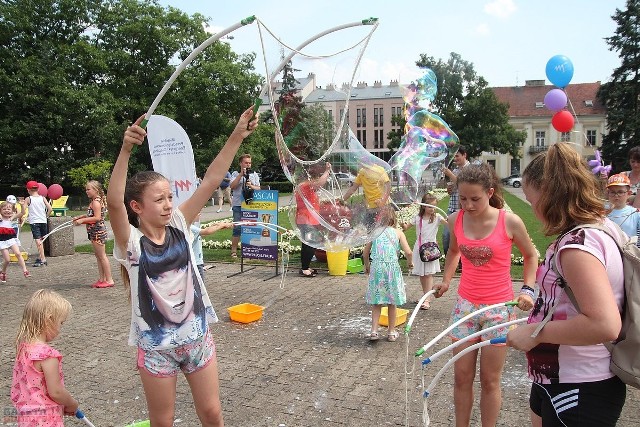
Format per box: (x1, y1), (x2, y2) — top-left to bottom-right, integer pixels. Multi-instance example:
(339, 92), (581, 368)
(326, 250), (349, 276)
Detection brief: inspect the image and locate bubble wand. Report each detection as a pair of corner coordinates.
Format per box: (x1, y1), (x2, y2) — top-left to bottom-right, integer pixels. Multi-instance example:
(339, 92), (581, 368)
(75, 409), (97, 427)
(415, 300), (519, 357)
(140, 16), (257, 128)
(404, 290), (436, 335)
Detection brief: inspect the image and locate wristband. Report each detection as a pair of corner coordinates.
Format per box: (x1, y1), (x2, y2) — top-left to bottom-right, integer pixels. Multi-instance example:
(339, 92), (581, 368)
(519, 284), (536, 299)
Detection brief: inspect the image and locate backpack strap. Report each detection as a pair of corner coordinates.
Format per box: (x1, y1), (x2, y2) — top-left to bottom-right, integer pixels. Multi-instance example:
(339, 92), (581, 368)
(530, 222), (625, 339)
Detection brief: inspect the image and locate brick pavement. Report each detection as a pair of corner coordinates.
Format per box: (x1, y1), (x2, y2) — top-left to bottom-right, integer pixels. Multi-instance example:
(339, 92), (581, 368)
(1, 254), (638, 426)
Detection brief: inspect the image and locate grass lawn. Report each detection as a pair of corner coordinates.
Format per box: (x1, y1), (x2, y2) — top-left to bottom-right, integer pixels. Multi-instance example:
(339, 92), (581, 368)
(75, 193), (556, 280)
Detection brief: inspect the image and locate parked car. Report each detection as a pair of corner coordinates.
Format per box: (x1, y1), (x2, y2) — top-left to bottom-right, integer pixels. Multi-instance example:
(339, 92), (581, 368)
(500, 173), (521, 185)
(506, 176), (522, 188)
(333, 172), (356, 185)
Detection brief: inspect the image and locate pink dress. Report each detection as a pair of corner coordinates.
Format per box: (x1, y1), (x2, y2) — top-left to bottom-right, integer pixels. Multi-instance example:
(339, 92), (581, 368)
(11, 343), (65, 426)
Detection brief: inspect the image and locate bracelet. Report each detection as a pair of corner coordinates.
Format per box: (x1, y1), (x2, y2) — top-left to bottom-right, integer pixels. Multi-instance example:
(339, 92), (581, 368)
(519, 284), (536, 299)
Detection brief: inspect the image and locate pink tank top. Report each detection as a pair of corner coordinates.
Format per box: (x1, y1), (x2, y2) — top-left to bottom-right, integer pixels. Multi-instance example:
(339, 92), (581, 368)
(455, 209), (513, 304)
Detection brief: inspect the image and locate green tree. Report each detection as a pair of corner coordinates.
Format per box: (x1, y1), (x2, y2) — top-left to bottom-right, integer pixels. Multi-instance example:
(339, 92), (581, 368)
(597, 0), (640, 171)
(415, 52), (525, 158)
(0, 0), (261, 186)
(386, 113), (406, 152)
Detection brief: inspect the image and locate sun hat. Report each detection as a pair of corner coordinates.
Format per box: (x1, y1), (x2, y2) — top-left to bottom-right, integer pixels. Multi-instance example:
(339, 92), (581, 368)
(26, 180), (38, 189)
(607, 174), (631, 188)
(6, 195), (17, 204)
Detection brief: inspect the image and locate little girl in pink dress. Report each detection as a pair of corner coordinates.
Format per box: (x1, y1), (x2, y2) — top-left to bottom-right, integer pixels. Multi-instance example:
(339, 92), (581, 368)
(12, 289), (78, 426)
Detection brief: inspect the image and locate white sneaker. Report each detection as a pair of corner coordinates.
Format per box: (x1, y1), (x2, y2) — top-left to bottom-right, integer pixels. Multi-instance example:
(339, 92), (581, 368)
(229, 207), (233, 211)
(216, 209), (222, 213)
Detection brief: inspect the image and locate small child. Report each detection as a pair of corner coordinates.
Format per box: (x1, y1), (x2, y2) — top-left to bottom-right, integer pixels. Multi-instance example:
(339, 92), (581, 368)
(402, 193), (447, 309)
(191, 217), (233, 279)
(5, 195), (22, 238)
(73, 180), (114, 288)
(606, 173), (640, 245)
(25, 181), (52, 267)
(11, 289), (79, 424)
(1, 200), (30, 282)
(363, 205), (413, 342)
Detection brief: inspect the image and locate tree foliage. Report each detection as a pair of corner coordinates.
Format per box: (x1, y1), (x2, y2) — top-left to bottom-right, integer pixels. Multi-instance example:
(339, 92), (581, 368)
(0, 0), (261, 190)
(415, 52), (525, 158)
(597, 0), (640, 171)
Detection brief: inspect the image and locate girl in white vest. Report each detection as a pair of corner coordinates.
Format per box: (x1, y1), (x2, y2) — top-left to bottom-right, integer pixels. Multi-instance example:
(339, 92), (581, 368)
(25, 181), (51, 267)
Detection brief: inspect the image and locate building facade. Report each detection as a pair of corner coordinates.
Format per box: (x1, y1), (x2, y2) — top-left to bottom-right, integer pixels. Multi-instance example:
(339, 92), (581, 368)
(263, 74), (607, 178)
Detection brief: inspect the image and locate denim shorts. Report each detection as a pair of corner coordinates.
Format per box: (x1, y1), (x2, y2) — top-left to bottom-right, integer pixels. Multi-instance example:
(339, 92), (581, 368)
(137, 330), (215, 377)
(449, 295), (516, 342)
(30, 223), (48, 240)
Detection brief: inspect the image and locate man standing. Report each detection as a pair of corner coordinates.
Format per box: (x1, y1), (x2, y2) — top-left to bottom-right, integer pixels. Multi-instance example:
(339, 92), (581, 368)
(441, 146), (469, 255)
(229, 154), (260, 257)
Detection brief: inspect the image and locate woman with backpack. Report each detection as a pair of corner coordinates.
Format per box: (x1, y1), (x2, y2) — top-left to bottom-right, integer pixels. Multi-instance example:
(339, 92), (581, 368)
(507, 143), (626, 427)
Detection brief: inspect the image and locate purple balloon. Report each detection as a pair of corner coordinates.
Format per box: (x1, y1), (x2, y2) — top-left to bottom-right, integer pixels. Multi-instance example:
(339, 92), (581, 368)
(544, 89), (567, 112)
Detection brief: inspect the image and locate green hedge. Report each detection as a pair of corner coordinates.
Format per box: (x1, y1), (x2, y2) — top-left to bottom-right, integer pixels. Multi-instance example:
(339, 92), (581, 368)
(262, 181), (294, 193)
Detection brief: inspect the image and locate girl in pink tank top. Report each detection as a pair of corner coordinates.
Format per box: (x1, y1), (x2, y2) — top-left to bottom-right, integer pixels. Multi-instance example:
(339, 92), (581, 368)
(434, 162), (539, 427)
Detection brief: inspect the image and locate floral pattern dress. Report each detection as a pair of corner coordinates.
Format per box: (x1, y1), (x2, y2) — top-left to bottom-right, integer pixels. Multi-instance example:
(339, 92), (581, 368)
(365, 227), (406, 305)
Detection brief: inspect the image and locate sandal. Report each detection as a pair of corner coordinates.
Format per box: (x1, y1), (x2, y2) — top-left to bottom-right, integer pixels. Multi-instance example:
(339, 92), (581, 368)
(420, 302), (430, 310)
(387, 330), (399, 342)
(368, 331), (380, 341)
(23, 271), (31, 278)
(299, 269), (316, 277)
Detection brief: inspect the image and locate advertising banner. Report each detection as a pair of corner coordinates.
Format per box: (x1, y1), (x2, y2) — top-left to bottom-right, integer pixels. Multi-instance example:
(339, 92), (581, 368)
(240, 190), (279, 261)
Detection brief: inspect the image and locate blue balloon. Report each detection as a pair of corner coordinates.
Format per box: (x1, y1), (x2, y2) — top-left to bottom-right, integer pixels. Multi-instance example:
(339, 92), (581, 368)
(545, 55), (574, 88)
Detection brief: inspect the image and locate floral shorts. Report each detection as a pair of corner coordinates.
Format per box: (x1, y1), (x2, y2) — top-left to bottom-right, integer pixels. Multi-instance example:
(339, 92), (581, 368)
(137, 330), (215, 377)
(449, 295), (516, 343)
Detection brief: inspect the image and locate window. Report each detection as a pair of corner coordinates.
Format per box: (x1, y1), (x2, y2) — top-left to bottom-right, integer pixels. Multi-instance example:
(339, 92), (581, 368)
(374, 127), (379, 146)
(361, 108), (366, 126)
(361, 130), (367, 146)
(561, 132), (571, 142)
(328, 110), (332, 119)
(378, 129), (384, 147)
(510, 159), (521, 175)
(535, 131), (546, 146)
(586, 130), (597, 145)
(357, 130), (362, 145)
(380, 108), (384, 126)
(356, 109), (361, 127)
(374, 108), (379, 127)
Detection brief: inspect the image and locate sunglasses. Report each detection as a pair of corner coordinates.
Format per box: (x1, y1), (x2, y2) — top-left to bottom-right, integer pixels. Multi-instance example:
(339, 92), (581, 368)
(608, 190), (629, 196)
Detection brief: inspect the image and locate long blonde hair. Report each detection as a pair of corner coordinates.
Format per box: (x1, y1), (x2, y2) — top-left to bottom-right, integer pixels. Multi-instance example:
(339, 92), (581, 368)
(522, 143), (606, 236)
(86, 180), (106, 206)
(15, 289), (71, 351)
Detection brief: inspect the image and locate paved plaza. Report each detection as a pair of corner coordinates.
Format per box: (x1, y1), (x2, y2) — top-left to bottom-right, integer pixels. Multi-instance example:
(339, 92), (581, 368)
(1, 194), (638, 426)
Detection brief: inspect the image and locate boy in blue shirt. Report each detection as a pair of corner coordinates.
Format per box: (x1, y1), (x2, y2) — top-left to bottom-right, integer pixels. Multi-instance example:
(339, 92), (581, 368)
(606, 174), (640, 246)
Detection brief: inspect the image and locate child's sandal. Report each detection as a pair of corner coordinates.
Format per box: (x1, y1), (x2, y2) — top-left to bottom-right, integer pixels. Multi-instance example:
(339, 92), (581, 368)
(368, 331), (380, 341)
(387, 330), (399, 342)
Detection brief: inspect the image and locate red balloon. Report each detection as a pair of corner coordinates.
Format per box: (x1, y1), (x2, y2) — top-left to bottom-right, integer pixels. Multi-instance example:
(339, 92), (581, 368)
(37, 183), (48, 197)
(552, 110), (574, 133)
(48, 184), (64, 200)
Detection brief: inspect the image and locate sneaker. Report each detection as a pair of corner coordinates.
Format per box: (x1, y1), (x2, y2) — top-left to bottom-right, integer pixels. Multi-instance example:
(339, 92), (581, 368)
(229, 207), (233, 211)
(216, 208), (222, 213)
(32, 260), (47, 267)
(0, 272), (6, 283)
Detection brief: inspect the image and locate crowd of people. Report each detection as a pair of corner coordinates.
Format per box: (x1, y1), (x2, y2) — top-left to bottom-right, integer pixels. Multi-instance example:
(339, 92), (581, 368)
(5, 130), (638, 425)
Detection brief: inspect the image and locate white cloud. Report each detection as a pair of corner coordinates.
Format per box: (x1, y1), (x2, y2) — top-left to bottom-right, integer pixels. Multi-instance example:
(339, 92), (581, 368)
(474, 23), (491, 36)
(484, 0), (517, 19)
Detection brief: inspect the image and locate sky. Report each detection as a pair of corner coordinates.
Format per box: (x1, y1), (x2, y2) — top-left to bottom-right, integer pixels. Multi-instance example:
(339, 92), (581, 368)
(158, 0), (627, 89)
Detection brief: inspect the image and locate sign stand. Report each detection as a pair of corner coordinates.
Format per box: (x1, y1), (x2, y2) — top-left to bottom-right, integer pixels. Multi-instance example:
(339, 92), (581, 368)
(227, 190), (280, 280)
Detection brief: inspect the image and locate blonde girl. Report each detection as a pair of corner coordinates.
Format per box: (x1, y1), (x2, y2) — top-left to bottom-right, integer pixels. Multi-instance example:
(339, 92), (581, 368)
(402, 193), (447, 309)
(12, 289), (79, 424)
(107, 107), (257, 427)
(364, 205), (413, 342)
(1, 200), (30, 282)
(73, 180), (113, 288)
(434, 163), (538, 427)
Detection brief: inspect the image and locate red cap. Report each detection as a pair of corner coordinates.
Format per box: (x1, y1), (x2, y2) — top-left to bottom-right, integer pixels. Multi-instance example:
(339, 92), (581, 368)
(26, 180), (38, 189)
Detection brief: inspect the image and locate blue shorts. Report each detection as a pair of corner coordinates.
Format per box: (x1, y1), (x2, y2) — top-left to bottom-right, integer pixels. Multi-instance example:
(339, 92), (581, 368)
(449, 295), (516, 342)
(137, 330), (215, 377)
(232, 206), (242, 237)
(30, 223), (48, 240)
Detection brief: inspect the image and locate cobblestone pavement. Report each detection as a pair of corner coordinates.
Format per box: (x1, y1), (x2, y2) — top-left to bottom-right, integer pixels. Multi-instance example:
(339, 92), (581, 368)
(1, 254), (638, 427)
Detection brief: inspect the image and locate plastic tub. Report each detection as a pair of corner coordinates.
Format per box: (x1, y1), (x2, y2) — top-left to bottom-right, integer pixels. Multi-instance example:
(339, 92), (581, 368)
(227, 303), (265, 324)
(379, 307), (409, 327)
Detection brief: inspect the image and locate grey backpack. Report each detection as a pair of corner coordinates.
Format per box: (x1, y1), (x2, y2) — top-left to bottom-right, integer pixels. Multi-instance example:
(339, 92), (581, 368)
(532, 222), (640, 389)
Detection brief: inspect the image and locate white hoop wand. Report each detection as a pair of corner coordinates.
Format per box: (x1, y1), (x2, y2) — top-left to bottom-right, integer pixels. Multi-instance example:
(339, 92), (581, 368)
(140, 15), (257, 128)
(415, 300), (518, 357)
(421, 318), (526, 366)
(404, 290), (436, 335)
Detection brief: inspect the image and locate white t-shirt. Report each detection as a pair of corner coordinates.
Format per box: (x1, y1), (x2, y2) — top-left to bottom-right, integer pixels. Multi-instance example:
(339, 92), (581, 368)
(113, 209), (217, 350)
(27, 195), (47, 224)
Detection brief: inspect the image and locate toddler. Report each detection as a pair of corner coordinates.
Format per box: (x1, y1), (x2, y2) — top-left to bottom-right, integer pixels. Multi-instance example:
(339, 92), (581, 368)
(1, 200), (30, 282)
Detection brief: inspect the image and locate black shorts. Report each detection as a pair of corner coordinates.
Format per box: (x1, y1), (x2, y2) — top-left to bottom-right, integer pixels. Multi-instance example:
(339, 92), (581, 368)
(530, 376), (626, 427)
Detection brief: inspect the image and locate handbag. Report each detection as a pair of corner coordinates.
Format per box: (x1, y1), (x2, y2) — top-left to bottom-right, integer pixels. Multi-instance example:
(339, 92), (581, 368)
(418, 217), (441, 262)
